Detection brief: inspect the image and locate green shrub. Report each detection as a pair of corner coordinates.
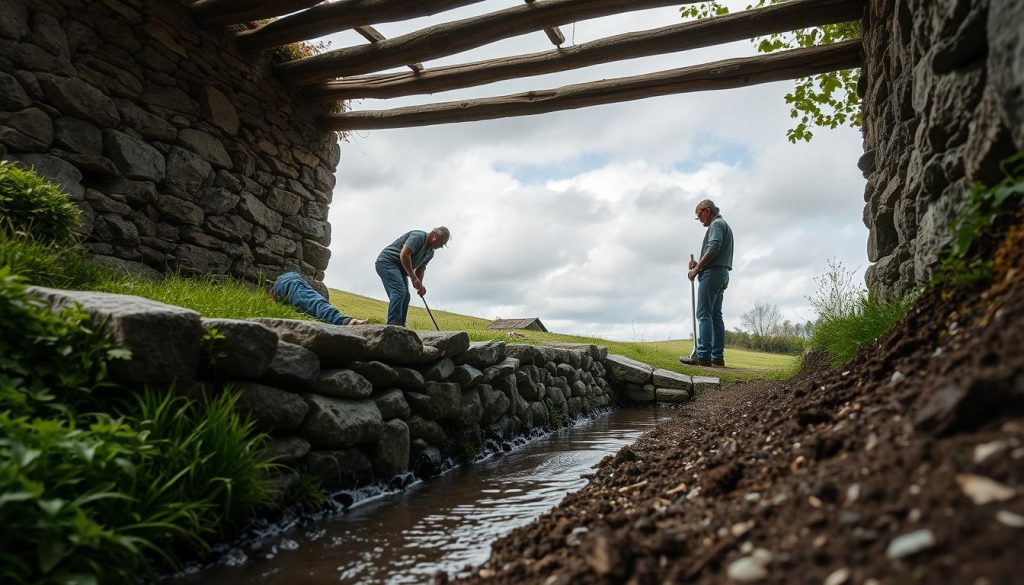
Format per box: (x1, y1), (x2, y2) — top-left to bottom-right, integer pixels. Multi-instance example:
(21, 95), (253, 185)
(0, 231), (111, 289)
(809, 294), (912, 367)
(0, 161), (81, 246)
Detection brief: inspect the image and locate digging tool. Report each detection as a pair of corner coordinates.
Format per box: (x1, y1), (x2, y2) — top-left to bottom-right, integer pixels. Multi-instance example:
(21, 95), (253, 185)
(420, 293), (440, 331)
(690, 253), (698, 358)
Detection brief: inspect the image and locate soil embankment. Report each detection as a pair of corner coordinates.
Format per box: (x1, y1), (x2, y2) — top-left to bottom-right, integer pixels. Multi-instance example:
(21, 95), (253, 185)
(456, 229), (1024, 584)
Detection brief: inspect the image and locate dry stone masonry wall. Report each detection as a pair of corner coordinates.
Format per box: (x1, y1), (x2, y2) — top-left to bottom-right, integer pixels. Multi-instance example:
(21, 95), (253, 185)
(25, 286), (715, 492)
(861, 0), (1024, 299)
(0, 0), (340, 290)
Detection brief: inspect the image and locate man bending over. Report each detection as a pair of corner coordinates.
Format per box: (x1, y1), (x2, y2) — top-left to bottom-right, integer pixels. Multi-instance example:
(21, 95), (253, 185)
(376, 227), (450, 327)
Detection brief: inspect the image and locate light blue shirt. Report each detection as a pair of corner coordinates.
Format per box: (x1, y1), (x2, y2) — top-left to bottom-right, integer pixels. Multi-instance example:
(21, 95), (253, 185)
(377, 230), (434, 271)
(701, 215), (733, 270)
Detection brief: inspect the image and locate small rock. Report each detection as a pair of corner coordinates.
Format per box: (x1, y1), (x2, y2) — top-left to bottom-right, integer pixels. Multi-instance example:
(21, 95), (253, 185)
(727, 550), (772, 582)
(889, 371), (906, 386)
(823, 568), (850, 585)
(885, 529), (936, 559)
(996, 510), (1024, 528)
(973, 440), (1010, 464)
(956, 474), (1016, 504)
(846, 483), (861, 505)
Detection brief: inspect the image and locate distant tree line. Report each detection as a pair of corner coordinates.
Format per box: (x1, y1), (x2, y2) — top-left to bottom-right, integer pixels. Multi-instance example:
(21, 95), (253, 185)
(732, 300), (813, 355)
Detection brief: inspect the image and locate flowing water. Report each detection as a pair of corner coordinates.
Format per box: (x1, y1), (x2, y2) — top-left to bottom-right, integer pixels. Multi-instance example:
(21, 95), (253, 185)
(178, 408), (676, 585)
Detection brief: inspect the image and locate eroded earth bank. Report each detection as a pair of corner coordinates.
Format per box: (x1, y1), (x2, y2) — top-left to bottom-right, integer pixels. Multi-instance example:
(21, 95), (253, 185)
(455, 226), (1024, 584)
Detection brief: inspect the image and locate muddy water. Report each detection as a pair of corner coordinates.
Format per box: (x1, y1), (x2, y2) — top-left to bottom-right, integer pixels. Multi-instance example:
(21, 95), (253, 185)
(179, 408), (675, 585)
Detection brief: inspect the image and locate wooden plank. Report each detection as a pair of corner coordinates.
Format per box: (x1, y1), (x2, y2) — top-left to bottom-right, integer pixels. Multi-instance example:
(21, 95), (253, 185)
(320, 40), (863, 131)
(306, 0), (865, 101)
(275, 0), (695, 84)
(192, 0), (323, 29)
(354, 25), (424, 72)
(524, 0), (565, 47)
(237, 0), (488, 51)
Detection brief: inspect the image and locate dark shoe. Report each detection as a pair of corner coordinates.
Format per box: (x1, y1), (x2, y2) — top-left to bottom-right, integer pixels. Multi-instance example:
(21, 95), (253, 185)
(712, 359), (725, 367)
(679, 356), (712, 366)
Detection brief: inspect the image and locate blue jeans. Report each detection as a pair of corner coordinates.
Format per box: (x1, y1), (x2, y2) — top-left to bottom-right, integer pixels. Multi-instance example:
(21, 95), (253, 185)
(696, 268), (729, 361)
(376, 260), (410, 326)
(272, 272), (351, 325)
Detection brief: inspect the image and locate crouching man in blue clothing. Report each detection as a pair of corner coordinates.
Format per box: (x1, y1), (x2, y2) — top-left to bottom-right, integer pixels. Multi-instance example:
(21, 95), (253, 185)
(680, 200), (734, 368)
(271, 272), (366, 326)
(376, 227), (450, 327)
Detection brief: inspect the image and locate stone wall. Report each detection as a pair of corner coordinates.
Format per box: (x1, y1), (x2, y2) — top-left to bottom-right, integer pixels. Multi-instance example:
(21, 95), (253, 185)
(0, 0), (339, 290)
(861, 0), (1024, 299)
(26, 286), (713, 492)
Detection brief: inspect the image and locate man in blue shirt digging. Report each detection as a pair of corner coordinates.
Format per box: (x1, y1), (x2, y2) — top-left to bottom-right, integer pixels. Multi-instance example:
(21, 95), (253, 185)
(680, 199), (734, 368)
(376, 227), (450, 327)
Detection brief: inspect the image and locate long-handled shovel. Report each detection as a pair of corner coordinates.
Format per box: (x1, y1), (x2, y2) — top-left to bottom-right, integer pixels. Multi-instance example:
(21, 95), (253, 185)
(420, 293), (440, 331)
(689, 253), (698, 359)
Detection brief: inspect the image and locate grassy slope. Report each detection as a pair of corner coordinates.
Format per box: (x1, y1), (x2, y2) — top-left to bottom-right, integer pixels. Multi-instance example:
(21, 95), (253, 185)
(329, 289), (795, 383)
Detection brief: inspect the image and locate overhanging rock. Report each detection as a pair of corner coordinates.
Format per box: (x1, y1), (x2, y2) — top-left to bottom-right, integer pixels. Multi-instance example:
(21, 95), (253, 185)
(605, 353), (655, 384)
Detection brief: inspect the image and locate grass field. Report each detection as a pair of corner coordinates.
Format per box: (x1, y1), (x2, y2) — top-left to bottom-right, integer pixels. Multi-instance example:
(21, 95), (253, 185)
(329, 289), (796, 383)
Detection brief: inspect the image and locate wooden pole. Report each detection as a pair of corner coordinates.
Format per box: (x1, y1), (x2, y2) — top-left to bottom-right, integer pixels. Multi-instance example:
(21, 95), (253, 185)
(275, 0), (696, 84)
(320, 40), (863, 131)
(192, 0), (324, 29)
(306, 0), (865, 101)
(237, 0), (488, 51)
(353, 26), (424, 73)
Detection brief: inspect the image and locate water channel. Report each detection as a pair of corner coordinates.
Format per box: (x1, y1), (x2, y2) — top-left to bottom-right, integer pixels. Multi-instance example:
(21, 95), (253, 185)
(178, 407), (676, 585)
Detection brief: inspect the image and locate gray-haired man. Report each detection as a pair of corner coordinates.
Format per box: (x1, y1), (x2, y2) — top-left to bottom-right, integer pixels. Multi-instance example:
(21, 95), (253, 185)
(680, 200), (733, 367)
(375, 227), (450, 326)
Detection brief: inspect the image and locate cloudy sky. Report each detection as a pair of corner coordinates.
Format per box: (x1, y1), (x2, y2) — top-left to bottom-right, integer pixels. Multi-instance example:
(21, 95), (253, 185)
(318, 1), (868, 341)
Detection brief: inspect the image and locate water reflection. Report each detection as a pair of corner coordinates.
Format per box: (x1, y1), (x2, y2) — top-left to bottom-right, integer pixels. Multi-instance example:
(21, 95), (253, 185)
(177, 408), (675, 585)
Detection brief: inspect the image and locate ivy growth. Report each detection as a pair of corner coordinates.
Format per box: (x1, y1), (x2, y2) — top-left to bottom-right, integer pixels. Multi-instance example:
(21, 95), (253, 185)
(680, 1), (862, 143)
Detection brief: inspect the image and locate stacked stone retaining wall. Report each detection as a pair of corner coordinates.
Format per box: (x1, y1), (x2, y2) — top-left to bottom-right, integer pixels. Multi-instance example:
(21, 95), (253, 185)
(0, 0), (339, 291)
(25, 286), (719, 494)
(861, 0), (1024, 299)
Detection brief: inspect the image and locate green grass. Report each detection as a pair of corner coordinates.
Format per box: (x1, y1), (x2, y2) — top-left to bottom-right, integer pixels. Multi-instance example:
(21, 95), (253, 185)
(810, 294), (913, 367)
(329, 289), (795, 383)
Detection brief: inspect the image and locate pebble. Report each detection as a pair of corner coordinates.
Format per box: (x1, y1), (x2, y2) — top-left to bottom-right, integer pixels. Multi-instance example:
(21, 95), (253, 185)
(996, 510), (1024, 528)
(886, 529), (936, 559)
(846, 483), (860, 505)
(889, 371), (906, 386)
(956, 474), (1016, 505)
(824, 567), (850, 585)
(973, 440), (1010, 464)
(727, 549), (773, 582)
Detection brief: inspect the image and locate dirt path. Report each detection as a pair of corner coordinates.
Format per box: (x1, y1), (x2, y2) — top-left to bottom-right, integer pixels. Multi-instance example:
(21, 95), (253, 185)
(454, 230), (1024, 584)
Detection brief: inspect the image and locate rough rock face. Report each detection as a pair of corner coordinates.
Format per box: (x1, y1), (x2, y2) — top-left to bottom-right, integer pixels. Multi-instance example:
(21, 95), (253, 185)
(0, 0), (340, 289)
(862, 0), (1024, 299)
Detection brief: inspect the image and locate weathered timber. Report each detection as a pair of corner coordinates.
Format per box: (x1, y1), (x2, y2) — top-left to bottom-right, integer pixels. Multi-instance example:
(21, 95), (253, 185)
(238, 0), (487, 51)
(192, 0), (324, 29)
(276, 0), (697, 84)
(524, 0), (565, 47)
(306, 0), (865, 101)
(354, 26), (424, 73)
(320, 40), (863, 131)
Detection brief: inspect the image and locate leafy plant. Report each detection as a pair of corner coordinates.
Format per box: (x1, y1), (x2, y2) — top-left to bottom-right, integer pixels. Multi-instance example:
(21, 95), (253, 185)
(0, 228), (111, 289)
(547, 403), (564, 428)
(680, 1), (861, 142)
(0, 161), (82, 246)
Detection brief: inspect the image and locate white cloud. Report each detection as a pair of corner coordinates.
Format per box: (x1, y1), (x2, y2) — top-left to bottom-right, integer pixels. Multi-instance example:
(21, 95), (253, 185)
(322, 2), (867, 340)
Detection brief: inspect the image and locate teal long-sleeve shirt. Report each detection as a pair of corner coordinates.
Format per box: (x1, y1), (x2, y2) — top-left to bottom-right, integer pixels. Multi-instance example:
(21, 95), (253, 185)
(700, 215), (734, 270)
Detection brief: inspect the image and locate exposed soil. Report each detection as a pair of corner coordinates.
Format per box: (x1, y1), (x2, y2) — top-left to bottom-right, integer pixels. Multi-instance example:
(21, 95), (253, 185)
(455, 227), (1024, 584)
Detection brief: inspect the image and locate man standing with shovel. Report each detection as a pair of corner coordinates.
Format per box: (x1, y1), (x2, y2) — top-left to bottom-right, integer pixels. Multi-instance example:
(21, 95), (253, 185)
(376, 226), (450, 327)
(680, 200), (733, 367)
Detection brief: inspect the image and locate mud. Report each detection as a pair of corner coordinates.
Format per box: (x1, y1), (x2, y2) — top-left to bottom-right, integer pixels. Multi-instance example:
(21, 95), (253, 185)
(455, 224), (1023, 584)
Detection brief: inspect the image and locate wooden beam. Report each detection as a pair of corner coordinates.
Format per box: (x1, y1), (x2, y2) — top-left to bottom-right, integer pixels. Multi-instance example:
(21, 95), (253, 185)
(320, 40), (863, 131)
(238, 0), (488, 52)
(192, 0), (323, 29)
(307, 0), (866, 101)
(354, 26), (424, 73)
(524, 0), (565, 47)
(275, 0), (696, 84)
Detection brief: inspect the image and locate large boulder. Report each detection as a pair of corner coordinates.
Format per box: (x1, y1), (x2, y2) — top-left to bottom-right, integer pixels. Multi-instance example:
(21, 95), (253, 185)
(478, 384), (510, 424)
(393, 366), (425, 391)
(505, 343), (543, 365)
(458, 340), (506, 368)
(408, 382), (461, 420)
(349, 360), (399, 387)
(260, 341), (320, 391)
(27, 287), (201, 385)
(421, 357), (455, 382)
(417, 330), (470, 358)
(372, 419), (410, 479)
(316, 369), (373, 399)
(233, 382), (309, 432)
(459, 387), (483, 426)
(301, 395), (383, 448)
(655, 388), (691, 403)
(373, 388), (411, 420)
(349, 324), (425, 363)
(451, 364), (484, 388)
(692, 376), (720, 395)
(605, 354), (655, 384)
(201, 318), (278, 379)
(652, 369), (693, 392)
(261, 436), (311, 466)
(253, 318), (369, 365)
(407, 415), (447, 446)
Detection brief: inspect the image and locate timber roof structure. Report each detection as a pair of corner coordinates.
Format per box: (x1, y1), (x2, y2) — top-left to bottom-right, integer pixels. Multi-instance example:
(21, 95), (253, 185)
(189, 0), (866, 131)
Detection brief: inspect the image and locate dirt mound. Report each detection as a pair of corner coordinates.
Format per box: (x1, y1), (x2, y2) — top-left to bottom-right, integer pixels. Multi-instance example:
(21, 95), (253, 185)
(455, 234), (1023, 583)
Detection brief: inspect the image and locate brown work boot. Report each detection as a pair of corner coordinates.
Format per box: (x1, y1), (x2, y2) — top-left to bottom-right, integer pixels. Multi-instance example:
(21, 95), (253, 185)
(679, 356), (712, 367)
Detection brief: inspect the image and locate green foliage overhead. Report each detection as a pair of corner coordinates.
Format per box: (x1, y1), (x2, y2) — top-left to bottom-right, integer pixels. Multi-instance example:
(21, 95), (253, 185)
(680, 1), (861, 142)
(0, 161), (82, 246)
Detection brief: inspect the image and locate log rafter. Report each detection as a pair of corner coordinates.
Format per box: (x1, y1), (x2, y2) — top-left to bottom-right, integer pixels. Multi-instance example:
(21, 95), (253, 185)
(275, 0), (698, 84)
(320, 40), (864, 131)
(192, 0), (324, 29)
(306, 0), (866, 102)
(353, 26), (424, 73)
